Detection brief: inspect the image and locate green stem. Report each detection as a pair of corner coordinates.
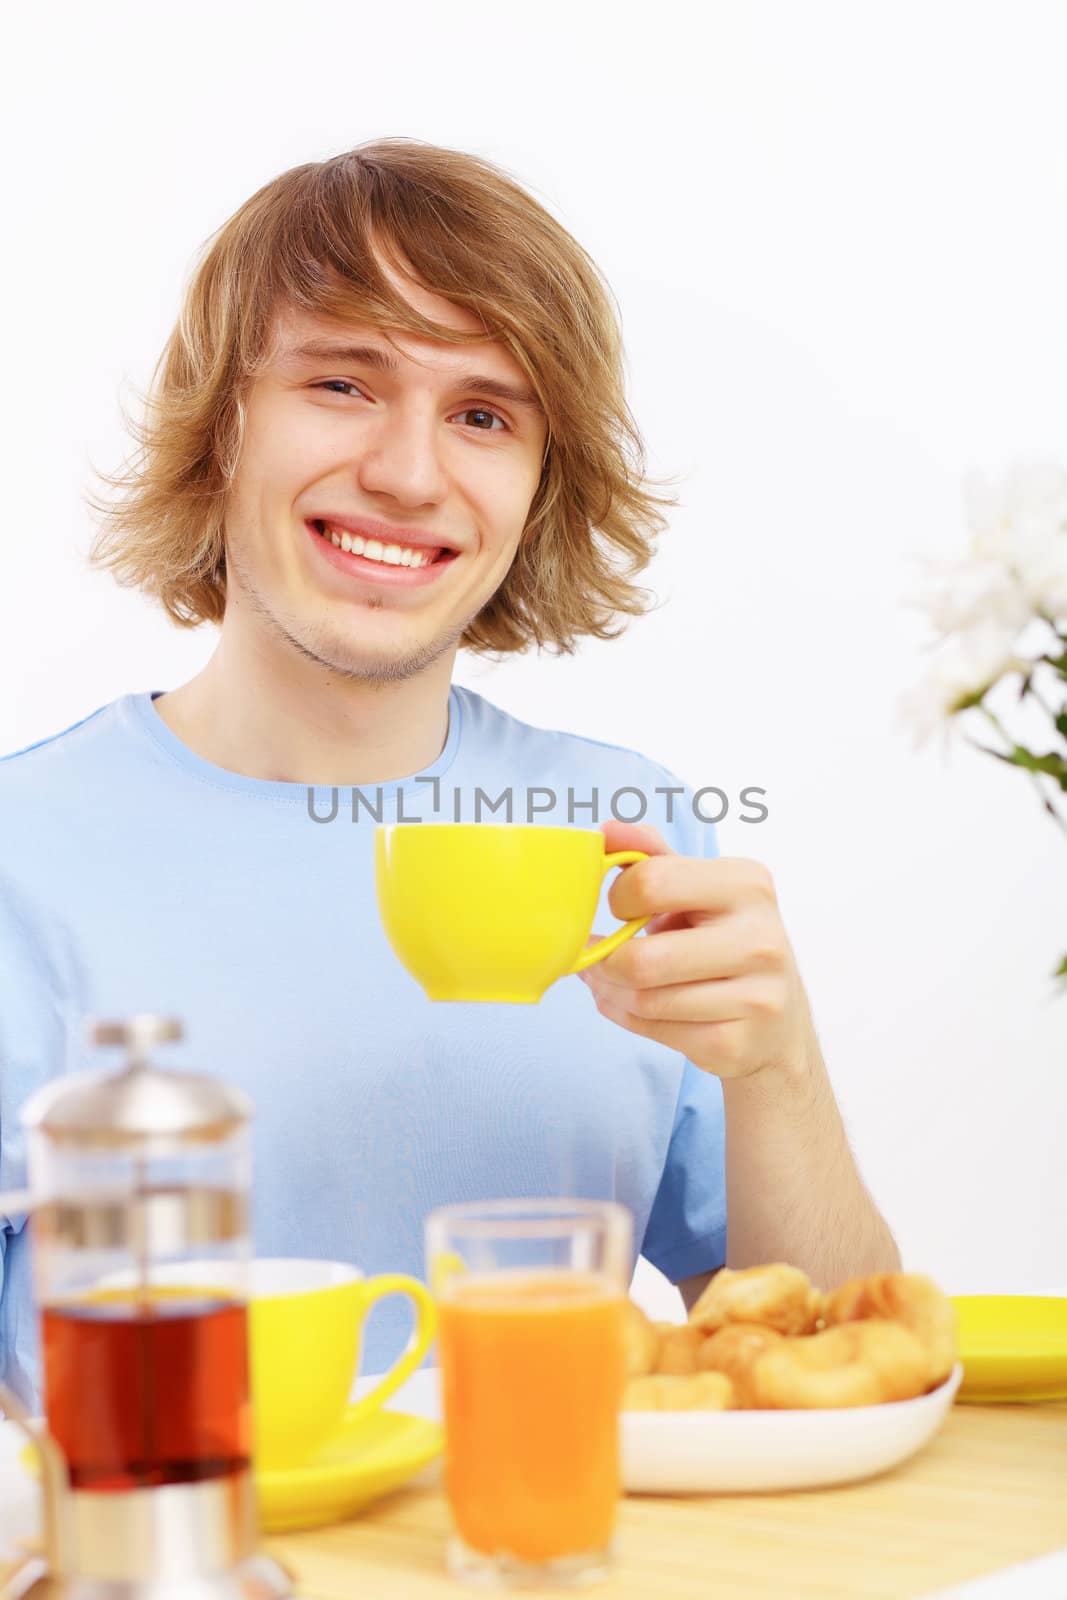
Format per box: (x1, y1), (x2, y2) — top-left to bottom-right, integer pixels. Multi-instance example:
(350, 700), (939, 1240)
(974, 706), (1067, 836)
(1022, 671), (1067, 729)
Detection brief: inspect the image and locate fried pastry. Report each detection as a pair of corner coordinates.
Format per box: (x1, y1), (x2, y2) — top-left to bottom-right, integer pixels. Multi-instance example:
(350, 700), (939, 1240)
(623, 1372), (734, 1411)
(821, 1272), (958, 1388)
(655, 1323), (706, 1376)
(749, 1320), (929, 1409)
(623, 1300), (661, 1377)
(619, 1262), (955, 1415)
(696, 1322), (787, 1408)
(688, 1264), (822, 1337)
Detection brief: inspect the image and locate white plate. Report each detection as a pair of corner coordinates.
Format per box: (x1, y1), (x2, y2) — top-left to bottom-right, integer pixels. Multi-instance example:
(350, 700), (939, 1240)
(621, 1362), (963, 1494)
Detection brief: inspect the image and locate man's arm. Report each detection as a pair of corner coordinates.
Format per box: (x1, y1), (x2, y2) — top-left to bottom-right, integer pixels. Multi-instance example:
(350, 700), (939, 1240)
(677, 1033), (900, 1315)
(580, 823), (901, 1306)
(679, 1269), (716, 1314)
(720, 1033), (900, 1283)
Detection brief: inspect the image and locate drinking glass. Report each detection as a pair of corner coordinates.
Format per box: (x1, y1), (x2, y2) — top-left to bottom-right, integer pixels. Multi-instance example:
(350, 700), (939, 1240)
(425, 1198), (632, 1588)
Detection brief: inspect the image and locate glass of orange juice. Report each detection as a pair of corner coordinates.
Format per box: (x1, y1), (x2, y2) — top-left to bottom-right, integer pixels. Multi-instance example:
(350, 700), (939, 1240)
(425, 1198), (632, 1589)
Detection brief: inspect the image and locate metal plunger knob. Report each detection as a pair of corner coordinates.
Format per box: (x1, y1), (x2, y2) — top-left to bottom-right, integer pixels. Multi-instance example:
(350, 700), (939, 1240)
(86, 1016), (184, 1058)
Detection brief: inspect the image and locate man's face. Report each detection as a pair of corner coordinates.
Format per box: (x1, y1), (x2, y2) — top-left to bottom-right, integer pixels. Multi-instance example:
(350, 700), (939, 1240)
(222, 262), (548, 683)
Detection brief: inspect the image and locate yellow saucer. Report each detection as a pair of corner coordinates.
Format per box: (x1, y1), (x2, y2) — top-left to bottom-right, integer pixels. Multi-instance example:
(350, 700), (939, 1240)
(258, 1407), (443, 1531)
(952, 1295), (1067, 1403)
(20, 1407), (443, 1534)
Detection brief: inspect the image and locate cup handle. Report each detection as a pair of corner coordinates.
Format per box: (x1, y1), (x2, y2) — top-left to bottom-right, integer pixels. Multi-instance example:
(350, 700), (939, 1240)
(568, 850), (651, 975)
(345, 1274), (438, 1424)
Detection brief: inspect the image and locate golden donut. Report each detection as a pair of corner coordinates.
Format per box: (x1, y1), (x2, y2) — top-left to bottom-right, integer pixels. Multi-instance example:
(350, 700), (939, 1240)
(696, 1323), (787, 1408)
(688, 1264), (822, 1337)
(749, 1320), (929, 1409)
(623, 1372), (734, 1411)
(655, 1324), (706, 1376)
(821, 1272), (957, 1388)
(623, 1301), (661, 1377)
(853, 1320), (932, 1402)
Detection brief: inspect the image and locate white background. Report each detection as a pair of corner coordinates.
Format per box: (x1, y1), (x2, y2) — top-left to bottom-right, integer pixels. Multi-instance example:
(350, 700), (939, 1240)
(2, 0), (1064, 1318)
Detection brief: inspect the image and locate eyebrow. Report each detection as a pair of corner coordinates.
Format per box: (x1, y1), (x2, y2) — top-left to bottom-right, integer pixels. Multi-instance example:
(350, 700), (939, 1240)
(279, 339), (544, 413)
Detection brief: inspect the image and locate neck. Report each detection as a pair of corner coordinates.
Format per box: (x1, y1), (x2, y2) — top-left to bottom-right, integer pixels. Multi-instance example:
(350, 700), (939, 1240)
(153, 620), (456, 787)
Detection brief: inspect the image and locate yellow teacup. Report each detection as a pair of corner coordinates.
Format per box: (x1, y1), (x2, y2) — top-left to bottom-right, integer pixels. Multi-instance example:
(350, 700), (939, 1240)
(248, 1258), (436, 1470)
(374, 823), (651, 1003)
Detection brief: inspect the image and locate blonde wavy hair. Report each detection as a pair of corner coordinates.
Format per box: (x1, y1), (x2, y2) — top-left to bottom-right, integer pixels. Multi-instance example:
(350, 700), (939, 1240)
(89, 138), (678, 655)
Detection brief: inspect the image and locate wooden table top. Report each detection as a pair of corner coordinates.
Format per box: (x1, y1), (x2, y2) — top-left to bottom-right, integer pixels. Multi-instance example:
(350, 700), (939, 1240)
(264, 1402), (1067, 1600)
(4, 1403), (1065, 1599)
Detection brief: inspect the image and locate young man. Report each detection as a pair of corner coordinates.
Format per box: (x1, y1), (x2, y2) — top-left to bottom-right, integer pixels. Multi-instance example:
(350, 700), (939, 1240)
(0, 140), (898, 1405)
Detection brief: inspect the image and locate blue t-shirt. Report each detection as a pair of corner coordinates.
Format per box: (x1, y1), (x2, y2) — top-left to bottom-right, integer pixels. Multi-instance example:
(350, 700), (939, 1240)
(0, 684), (726, 1405)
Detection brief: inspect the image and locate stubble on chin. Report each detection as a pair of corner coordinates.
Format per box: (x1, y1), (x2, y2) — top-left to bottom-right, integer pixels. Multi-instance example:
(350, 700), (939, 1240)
(227, 541), (474, 686)
(301, 613), (469, 686)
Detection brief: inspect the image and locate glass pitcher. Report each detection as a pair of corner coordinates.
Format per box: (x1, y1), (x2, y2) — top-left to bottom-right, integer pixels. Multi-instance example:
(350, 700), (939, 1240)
(0, 1014), (291, 1598)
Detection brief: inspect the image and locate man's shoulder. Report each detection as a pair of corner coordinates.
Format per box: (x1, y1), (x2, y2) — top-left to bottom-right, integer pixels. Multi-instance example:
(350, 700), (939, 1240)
(0, 697), (132, 825)
(453, 685), (707, 847)
(456, 683), (686, 783)
(1, 700), (122, 765)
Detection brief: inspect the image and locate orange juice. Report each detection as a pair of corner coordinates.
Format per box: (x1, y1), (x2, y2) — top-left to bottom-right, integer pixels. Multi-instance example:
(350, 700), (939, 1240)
(437, 1268), (626, 1562)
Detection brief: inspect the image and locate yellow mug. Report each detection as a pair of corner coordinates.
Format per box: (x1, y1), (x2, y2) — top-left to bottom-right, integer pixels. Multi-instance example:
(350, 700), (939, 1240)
(374, 823), (651, 1003)
(248, 1258), (436, 1470)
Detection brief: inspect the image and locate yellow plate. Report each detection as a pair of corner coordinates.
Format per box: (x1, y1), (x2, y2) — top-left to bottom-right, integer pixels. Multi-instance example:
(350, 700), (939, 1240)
(952, 1295), (1067, 1403)
(258, 1406), (443, 1531)
(20, 1407), (443, 1534)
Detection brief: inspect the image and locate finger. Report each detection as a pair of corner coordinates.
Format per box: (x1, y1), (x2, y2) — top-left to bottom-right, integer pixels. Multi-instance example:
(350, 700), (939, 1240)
(591, 914), (788, 988)
(607, 855), (777, 921)
(586, 988), (752, 1075)
(587, 975), (783, 1025)
(645, 911), (690, 936)
(598, 820), (674, 859)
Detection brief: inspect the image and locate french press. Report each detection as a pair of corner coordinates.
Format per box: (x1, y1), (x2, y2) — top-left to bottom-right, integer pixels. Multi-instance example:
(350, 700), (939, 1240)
(0, 1014), (292, 1598)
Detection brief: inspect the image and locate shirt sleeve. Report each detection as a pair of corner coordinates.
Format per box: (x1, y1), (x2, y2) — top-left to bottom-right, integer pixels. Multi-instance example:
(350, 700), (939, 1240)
(640, 1058), (727, 1282)
(0, 873), (85, 1407)
(638, 770), (728, 1283)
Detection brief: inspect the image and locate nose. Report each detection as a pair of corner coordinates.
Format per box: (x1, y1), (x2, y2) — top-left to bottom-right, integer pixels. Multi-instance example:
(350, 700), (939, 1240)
(354, 400), (450, 509)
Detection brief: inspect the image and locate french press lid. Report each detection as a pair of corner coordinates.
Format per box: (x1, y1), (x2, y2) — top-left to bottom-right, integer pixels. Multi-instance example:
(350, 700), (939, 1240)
(21, 1015), (253, 1147)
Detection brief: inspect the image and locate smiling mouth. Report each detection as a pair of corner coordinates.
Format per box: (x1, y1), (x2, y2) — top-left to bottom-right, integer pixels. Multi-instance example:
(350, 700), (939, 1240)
(309, 519), (457, 569)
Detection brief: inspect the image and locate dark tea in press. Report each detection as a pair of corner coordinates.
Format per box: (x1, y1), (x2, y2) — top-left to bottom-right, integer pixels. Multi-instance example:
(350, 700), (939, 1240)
(41, 1288), (251, 1490)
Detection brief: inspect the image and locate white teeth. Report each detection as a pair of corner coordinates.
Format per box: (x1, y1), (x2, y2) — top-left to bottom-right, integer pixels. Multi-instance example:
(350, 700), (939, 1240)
(317, 522), (437, 569)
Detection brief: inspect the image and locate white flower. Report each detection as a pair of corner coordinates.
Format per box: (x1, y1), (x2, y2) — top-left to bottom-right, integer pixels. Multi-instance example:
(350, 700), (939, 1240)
(1015, 539), (1067, 620)
(897, 622), (1024, 749)
(903, 553), (1031, 638)
(963, 459), (1067, 620)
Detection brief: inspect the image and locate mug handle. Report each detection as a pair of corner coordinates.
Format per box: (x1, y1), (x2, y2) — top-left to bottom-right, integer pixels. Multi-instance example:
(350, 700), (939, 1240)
(345, 1273), (438, 1424)
(568, 849), (651, 975)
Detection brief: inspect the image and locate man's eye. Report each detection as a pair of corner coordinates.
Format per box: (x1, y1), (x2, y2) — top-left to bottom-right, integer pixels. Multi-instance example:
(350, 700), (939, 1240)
(454, 408), (508, 432)
(312, 384), (507, 433)
(316, 380), (362, 397)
